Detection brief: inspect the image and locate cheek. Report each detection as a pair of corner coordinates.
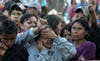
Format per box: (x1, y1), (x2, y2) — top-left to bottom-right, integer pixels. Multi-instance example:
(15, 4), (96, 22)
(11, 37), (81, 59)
(19, 15), (22, 19)
(77, 31), (86, 38)
(24, 23), (32, 27)
(22, 24), (31, 30)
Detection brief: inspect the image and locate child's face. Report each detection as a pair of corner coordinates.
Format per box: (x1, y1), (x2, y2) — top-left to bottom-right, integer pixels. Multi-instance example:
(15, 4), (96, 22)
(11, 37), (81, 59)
(41, 38), (53, 49)
(10, 10), (23, 25)
(63, 30), (72, 41)
(20, 16), (37, 31)
(40, 27), (53, 49)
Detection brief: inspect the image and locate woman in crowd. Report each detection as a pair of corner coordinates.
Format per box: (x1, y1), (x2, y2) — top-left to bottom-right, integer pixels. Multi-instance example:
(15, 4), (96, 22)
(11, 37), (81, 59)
(39, 15), (76, 61)
(70, 18), (96, 61)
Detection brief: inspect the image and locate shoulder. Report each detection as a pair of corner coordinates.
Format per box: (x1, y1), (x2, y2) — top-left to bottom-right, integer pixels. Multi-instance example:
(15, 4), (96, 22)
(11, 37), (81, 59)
(84, 41), (95, 45)
(14, 44), (28, 52)
(83, 41), (96, 49)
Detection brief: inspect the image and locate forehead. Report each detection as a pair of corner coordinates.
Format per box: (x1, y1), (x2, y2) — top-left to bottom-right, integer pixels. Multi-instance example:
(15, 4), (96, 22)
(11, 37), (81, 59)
(11, 10), (22, 14)
(24, 16), (37, 22)
(72, 22), (83, 27)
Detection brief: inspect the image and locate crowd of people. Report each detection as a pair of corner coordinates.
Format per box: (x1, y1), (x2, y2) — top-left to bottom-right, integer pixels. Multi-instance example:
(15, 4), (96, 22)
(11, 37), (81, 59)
(0, 0), (100, 61)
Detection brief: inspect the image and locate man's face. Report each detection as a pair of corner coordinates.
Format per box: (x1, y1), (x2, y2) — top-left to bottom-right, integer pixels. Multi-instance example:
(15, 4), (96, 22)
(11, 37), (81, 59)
(10, 10), (23, 25)
(0, 33), (16, 48)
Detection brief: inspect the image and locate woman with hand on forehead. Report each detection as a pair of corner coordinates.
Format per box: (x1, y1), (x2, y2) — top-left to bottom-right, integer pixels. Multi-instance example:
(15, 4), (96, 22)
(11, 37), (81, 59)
(37, 15), (76, 61)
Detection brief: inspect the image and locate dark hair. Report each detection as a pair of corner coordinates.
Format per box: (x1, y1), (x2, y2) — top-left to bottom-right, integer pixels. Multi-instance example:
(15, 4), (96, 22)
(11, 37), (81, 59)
(40, 6), (48, 18)
(0, 15), (9, 22)
(4, 1), (13, 11)
(0, 15), (9, 33)
(45, 15), (66, 35)
(75, 8), (84, 14)
(20, 14), (38, 24)
(60, 24), (71, 37)
(71, 0), (76, 4)
(10, 0), (21, 3)
(4, 0), (21, 11)
(9, 3), (25, 15)
(0, 20), (18, 34)
(71, 18), (90, 32)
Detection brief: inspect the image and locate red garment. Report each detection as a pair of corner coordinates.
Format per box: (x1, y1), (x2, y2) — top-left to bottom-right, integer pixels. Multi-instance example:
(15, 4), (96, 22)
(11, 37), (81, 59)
(0, 4), (4, 11)
(70, 6), (75, 19)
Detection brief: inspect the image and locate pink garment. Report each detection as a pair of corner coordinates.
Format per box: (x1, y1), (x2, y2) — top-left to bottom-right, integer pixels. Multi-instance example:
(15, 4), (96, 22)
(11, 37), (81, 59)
(0, 4), (3, 11)
(98, 0), (100, 3)
(70, 6), (75, 19)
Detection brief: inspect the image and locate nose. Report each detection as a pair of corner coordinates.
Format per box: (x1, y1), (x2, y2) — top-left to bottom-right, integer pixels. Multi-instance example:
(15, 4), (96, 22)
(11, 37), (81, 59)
(13, 15), (19, 19)
(72, 28), (79, 35)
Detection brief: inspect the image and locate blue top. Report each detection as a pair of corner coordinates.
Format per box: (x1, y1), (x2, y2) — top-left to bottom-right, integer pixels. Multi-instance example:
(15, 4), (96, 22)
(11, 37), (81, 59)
(34, 0), (48, 6)
(16, 28), (76, 61)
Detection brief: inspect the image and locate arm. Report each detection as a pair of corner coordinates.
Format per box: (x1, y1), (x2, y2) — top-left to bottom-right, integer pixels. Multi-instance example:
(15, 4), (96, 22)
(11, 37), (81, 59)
(16, 28), (39, 45)
(16, 18), (47, 45)
(53, 35), (76, 61)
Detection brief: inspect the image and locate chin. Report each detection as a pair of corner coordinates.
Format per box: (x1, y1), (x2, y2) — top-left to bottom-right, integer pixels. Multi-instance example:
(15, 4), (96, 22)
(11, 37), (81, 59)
(46, 46), (52, 49)
(45, 45), (52, 49)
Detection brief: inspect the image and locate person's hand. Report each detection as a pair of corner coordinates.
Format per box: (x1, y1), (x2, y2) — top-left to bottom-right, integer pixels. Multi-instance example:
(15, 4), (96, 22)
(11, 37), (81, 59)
(37, 18), (47, 27)
(0, 42), (8, 57)
(88, 4), (95, 13)
(78, 55), (86, 61)
(33, 18), (48, 34)
(37, 40), (43, 50)
(40, 28), (57, 40)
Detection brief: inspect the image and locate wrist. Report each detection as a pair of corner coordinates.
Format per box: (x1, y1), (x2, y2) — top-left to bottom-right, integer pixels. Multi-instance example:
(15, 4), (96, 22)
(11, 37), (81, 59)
(0, 47), (7, 57)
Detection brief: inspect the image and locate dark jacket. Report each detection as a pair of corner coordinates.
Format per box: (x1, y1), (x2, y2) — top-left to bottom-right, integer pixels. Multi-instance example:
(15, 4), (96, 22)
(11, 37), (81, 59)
(1, 44), (28, 61)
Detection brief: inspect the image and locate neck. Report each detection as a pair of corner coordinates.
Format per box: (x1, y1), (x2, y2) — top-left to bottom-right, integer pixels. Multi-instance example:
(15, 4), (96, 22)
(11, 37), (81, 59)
(74, 39), (85, 48)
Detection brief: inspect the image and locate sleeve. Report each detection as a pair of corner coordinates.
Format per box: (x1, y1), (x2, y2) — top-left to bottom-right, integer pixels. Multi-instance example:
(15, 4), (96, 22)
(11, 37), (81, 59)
(16, 28), (38, 45)
(53, 35), (76, 61)
(82, 41), (96, 60)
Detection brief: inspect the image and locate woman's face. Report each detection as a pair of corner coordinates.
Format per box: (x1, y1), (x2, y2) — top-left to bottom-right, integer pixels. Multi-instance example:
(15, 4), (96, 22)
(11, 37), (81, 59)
(71, 22), (88, 41)
(21, 16), (37, 31)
